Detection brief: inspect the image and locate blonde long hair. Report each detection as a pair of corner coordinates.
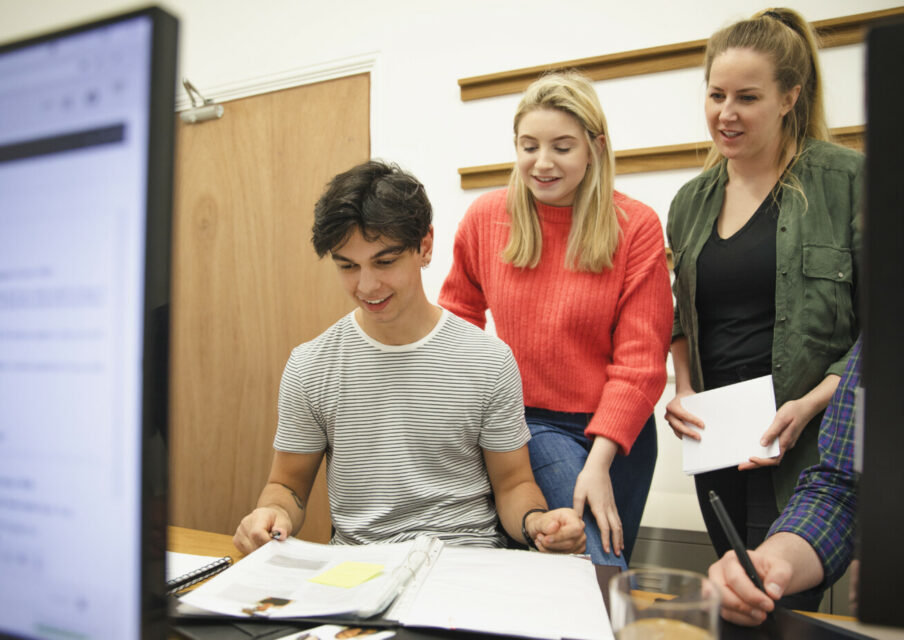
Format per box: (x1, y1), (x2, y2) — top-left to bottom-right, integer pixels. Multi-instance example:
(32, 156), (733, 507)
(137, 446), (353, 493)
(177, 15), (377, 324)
(504, 72), (621, 272)
(703, 7), (829, 172)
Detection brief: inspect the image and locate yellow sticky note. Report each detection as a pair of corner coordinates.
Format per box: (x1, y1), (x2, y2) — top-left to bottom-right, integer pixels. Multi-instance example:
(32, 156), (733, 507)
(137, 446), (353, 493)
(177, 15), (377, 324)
(308, 562), (385, 588)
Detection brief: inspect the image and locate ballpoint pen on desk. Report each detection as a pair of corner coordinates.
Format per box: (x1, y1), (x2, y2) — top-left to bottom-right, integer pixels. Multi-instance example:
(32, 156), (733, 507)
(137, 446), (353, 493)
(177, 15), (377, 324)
(708, 490), (767, 593)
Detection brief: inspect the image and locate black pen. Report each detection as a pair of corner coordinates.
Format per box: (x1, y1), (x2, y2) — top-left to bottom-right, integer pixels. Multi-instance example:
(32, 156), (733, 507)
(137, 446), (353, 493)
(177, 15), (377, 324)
(708, 490), (767, 593)
(709, 490), (783, 636)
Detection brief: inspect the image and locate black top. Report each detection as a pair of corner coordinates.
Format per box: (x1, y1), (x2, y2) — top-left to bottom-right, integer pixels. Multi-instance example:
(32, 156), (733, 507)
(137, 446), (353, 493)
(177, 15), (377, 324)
(696, 188), (780, 386)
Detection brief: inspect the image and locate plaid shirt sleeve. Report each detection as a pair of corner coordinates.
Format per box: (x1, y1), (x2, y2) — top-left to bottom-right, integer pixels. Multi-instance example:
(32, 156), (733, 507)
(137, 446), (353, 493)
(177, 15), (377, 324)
(768, 337), (861, 588)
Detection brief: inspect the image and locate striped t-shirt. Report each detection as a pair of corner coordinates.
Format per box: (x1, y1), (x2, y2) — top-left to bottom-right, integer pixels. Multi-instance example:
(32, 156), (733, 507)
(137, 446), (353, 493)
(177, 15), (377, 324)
(274, 308), (530, 547)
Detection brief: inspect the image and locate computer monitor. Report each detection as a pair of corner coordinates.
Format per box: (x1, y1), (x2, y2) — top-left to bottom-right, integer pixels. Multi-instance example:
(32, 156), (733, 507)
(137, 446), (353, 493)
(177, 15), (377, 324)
(0, 7), (178, 639)
(858, 17), (904, 629)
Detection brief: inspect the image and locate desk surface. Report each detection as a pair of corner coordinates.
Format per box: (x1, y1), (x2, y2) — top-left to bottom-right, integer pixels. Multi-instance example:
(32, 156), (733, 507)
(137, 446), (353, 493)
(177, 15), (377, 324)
(170, 525), (241, 561)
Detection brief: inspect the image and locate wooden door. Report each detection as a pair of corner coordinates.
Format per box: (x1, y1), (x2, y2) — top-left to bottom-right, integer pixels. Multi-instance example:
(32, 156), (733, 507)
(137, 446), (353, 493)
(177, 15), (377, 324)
(169, 74), (369, 540)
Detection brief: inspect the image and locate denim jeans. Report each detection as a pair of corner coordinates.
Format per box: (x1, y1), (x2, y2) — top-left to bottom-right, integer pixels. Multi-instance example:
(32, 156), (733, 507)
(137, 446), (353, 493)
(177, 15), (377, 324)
(524, 407), (657, 567)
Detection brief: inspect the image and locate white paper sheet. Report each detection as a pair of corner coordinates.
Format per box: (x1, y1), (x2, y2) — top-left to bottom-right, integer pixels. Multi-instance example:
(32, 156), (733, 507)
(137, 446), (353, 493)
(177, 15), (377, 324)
(681, 375), (781, 474)
(396, 546), (612, 640)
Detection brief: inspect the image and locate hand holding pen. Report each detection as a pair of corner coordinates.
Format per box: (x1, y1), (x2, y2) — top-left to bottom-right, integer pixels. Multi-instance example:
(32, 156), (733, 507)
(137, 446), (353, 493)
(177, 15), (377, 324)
(707, 491), (789, 627)
(233, 505), (293, 554)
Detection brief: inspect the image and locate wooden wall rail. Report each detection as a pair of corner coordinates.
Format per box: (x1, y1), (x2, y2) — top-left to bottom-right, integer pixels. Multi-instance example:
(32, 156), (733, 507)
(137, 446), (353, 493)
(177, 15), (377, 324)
(459, 8), (904, 101)
(459, 126), (864, 190)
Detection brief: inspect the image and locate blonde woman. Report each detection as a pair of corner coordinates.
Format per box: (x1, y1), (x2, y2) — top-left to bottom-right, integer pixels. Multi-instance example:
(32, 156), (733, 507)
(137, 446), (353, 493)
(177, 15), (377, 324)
(665, 8), (862, 608)
(440, 72), (672, 566)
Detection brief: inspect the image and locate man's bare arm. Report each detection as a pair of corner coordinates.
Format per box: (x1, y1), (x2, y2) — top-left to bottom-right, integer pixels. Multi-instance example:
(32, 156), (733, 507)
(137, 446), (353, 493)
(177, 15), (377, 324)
(483, 446), (585, 553)
(233, 450), (323, 554)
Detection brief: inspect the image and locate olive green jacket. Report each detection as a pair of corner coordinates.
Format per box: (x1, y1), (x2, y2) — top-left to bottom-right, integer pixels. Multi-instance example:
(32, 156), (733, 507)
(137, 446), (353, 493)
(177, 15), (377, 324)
(667, 139), (863, 509)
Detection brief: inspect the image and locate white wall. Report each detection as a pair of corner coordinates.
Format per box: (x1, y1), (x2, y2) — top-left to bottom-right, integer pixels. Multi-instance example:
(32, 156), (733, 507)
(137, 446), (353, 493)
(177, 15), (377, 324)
(4, 0), (895, 531)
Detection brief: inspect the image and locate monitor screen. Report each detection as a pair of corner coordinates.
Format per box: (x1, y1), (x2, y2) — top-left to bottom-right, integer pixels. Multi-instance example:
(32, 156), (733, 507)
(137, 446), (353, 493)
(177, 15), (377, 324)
(0, 7), (177, 639)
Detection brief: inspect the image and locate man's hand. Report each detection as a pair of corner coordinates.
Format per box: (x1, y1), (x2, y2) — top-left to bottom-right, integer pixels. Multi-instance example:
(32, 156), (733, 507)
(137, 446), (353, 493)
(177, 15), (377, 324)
(708, 549), (790, 626)
(234, 451), (322, 554)
(529, 508), (586, 554)
(233, 505), (293, 555)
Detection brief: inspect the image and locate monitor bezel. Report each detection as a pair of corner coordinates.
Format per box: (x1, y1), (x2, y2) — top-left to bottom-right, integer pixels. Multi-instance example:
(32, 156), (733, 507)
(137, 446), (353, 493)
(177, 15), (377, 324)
(858, 16), (904, 629)
(0, 6), (178, 639)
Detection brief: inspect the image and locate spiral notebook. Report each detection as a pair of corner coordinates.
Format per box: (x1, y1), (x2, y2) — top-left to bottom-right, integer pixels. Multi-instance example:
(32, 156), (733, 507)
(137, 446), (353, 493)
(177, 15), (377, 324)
(167, 552), (233, 595)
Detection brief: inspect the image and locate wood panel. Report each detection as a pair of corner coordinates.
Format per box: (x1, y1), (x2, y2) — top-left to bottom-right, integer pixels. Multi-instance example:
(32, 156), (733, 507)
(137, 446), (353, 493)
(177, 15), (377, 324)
(458, 8), (904, 101)
(169, 74), (369, 541)
(459, 125), (864, 190)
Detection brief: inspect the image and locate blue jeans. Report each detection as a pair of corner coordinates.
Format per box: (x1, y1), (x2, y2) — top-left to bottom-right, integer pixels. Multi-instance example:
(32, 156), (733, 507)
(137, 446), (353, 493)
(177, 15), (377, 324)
(525, 407), (657, 567)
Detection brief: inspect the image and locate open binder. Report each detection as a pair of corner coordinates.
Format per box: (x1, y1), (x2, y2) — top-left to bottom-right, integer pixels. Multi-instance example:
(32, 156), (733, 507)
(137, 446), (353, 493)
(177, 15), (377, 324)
(177, 537), (611, 640)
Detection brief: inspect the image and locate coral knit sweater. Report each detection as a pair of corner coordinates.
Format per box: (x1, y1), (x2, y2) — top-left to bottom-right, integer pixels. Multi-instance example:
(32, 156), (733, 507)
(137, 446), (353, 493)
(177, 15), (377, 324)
(439, 189), (673, 454)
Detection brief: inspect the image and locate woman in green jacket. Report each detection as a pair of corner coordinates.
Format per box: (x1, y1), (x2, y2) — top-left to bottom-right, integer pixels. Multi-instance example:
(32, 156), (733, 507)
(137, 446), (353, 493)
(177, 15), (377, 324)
(664, 7), (861, 608)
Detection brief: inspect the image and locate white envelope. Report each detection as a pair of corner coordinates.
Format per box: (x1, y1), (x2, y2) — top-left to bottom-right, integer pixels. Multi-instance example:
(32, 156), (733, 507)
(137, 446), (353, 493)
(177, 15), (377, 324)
(681, 375), (781, 474)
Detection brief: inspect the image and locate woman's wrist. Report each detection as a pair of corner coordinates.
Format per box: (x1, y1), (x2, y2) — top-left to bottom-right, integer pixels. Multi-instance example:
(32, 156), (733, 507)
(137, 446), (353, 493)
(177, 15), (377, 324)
(674, 382), (695, 396)
(587, 435), (618, 469)
(801, 374), (841, 418)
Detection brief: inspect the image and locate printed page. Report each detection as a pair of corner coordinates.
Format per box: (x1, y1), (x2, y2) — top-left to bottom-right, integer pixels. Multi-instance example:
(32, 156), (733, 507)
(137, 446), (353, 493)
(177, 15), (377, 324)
(397, 546), (612, 640)
(179, 538), (419, 618)
(278, 624), (395, 640)
(682, 375), (781, 474)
